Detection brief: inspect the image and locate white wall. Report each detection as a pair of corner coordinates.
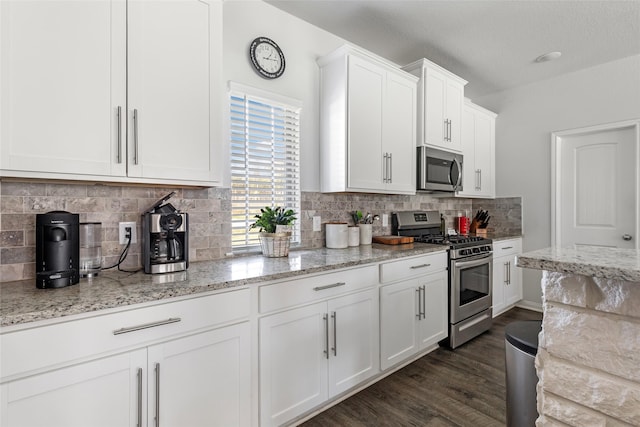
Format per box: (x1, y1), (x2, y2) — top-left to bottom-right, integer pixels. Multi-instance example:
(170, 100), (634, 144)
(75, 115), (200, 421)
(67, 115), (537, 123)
(475, 54), (640, 306)
(223, 0), (346, 191)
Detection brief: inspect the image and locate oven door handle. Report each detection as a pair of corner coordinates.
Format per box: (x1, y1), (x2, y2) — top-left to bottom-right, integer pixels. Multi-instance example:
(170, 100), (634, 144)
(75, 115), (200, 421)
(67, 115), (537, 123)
(455, 253), (492, 268)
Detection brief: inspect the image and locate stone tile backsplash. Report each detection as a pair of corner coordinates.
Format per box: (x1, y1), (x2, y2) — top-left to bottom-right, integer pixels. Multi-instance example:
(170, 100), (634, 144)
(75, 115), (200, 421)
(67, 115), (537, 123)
(0, 179), (521, 283)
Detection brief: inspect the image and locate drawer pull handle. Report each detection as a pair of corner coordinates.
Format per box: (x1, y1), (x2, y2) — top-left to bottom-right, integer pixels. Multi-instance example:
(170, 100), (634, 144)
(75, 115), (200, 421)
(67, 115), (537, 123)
(113, 317), (182, 335)
(502, 246), (513, 250)
(313, 282), (346, 291)
(410, 263), (431, 269)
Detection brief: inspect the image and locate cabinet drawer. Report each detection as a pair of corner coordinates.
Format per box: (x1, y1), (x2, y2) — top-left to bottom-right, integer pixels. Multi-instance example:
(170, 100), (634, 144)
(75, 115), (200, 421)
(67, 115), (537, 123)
(259, 265), (378, 313)
(1, 288), (250, 381)
(379, 252), (447, 284)
(493, 238), (522, 257)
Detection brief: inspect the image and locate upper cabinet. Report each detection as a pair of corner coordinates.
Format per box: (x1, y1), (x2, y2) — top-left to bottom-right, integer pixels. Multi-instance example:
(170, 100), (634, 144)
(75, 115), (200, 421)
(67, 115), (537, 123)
(0, 0), (222, 186)
(318, 45), (418, 195)
(402, 59), (467, 153)
(458, 99), (497, 198)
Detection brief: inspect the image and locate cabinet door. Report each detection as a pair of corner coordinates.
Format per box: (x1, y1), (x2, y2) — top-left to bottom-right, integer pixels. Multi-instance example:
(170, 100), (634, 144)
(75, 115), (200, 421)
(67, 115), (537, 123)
(328, 289), (379, 396)
(1, 350), (145, 427)
(473, 110), (494, 197)
(418, 273), (448, 349)
(347, 55), (384, 190)
(127, 0), (221, 183)
(147, 322), (251, 427)
(504, 258), (523, 307)
(460, 107), (477, 196)
(380, 279), (420, 371)
(492, 255), (507, 317)
(383, 72), (416, 194)
(0, 0), (126, 178)
(259, 302), (328, 427)
(445, 79), (464, 152)
(423, 68), (447, 148)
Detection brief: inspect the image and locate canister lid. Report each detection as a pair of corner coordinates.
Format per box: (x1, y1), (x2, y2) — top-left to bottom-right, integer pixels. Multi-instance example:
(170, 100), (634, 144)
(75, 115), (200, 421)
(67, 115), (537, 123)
(505, 320), (541, 356)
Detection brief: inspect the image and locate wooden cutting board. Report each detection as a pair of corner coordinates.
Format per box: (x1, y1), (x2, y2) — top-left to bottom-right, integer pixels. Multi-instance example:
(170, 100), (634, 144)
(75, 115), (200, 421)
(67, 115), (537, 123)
(372, 235), (414, 245)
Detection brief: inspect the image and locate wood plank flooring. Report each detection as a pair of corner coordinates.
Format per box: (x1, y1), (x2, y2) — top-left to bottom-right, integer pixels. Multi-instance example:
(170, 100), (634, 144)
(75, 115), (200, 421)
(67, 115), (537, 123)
(300, 308), (543, 427)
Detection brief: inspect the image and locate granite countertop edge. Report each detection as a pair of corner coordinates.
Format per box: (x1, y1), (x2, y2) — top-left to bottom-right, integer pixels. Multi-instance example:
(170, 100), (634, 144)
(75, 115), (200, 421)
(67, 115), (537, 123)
(2, 242), (452, 328)
(516, 246), (640, 282)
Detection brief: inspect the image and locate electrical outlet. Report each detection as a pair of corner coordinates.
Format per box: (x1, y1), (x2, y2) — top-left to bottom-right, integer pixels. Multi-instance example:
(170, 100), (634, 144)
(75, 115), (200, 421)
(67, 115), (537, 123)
(382, 214), (389, 227)
(313, 216), (322, 232)
(119, 222), (137, 244)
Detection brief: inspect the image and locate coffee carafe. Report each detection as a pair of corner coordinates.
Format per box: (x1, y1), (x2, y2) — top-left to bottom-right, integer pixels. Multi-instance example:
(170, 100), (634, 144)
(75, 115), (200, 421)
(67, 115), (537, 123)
(142, 192), (189, 274)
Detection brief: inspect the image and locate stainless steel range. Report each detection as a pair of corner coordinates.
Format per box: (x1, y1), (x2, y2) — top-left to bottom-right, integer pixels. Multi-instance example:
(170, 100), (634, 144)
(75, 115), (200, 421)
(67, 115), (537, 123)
(392, 210), (493, 349)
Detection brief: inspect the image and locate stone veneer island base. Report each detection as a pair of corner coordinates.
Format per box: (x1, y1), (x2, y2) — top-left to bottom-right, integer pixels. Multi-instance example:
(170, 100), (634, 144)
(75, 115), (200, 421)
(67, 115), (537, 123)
(516, 246), (640, 426)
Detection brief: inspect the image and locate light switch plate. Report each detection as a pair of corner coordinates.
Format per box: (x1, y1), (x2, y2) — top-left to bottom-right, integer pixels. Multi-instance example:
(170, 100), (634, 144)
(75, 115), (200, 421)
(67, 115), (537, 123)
(382, 214), (389, 227)
(313, 216), (322, 232)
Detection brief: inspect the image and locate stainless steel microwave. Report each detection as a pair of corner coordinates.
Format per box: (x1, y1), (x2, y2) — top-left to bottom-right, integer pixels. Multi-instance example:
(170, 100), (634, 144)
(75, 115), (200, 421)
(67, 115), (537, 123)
(417, 146), (463, 193)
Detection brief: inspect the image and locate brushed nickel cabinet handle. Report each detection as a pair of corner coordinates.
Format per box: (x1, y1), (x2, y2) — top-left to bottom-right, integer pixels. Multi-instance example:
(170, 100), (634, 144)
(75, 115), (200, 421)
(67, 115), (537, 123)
(331, 311), (337, 356)
(113, 317), (181, 335)
(502, 246), (513, 250)
(416, 288), (421, 319)
(410, 263), (431, 270)
(313, 282), (346, 291)
(421, 285), (426, 320)
(133, 108), (139, 165)
(137, 368), (143, 427)
(504, 262), (510, 285)
(389, 153), (393, 183)
(117, 106), (122, 164)
(155, 363), (160, 427)
(323, 313), (329, 359)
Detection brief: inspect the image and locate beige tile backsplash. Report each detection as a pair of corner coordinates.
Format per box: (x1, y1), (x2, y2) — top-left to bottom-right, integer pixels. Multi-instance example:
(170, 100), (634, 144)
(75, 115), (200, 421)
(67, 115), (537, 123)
(0, 179), (521, 283)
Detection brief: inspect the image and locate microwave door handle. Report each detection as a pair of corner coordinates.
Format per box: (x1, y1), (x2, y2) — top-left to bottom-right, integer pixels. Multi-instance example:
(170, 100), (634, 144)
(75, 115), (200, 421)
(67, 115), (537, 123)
(450, 158), (462, 190)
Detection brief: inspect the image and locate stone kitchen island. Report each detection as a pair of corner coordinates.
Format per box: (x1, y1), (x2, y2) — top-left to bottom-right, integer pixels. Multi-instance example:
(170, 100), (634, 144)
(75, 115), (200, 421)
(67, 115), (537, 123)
(516, 246), (640, 426)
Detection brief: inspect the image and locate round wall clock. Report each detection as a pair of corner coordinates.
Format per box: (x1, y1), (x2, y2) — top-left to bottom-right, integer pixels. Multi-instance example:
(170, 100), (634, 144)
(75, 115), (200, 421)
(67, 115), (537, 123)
(249, 37), (285, 79)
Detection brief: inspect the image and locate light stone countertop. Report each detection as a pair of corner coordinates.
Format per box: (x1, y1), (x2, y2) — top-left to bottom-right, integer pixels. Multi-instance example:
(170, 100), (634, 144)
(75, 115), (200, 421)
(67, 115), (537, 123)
(1, 243), (447, 328)
(516, 246), (640, 282)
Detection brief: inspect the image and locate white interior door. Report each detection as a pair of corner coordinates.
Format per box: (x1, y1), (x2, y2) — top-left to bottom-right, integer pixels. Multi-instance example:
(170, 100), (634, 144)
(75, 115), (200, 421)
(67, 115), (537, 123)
(554, 122), (639, 248)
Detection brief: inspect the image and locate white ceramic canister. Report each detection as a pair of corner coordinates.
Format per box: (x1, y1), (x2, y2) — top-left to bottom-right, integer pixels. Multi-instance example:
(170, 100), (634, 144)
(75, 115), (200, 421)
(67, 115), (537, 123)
(348, 226), (360, 246)
(359, 223), (373, 245)
(325, 223), (349, 248)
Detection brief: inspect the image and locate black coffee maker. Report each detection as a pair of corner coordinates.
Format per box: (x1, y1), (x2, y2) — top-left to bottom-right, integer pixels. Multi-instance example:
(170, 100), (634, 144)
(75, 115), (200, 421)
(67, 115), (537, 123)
(142, 192), (189, 274)
(35, 211), (80, 288)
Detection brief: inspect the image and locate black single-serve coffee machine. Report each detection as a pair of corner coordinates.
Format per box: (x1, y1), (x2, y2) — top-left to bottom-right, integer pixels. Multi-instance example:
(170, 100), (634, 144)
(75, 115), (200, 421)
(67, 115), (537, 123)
(36, 211), (80, 288)
(142, 192), (189, 274)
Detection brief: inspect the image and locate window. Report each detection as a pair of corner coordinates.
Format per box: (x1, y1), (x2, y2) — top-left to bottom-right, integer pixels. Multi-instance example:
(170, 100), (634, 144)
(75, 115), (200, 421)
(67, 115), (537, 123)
(229, 83), (301, 250)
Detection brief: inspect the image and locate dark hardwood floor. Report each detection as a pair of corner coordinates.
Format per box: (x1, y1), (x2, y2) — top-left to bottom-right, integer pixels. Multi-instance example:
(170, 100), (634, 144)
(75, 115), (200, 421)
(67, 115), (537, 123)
(300, 308), (542, 427)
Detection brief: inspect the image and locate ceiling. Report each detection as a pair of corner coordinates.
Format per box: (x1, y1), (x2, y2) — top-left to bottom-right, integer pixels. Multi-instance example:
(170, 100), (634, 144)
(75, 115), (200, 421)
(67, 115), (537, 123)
(265, 0), (640, 99)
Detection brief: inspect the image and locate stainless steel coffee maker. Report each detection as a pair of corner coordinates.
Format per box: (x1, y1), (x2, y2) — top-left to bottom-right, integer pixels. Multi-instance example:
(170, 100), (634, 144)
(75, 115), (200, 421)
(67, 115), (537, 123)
(142, 192), (189, 274)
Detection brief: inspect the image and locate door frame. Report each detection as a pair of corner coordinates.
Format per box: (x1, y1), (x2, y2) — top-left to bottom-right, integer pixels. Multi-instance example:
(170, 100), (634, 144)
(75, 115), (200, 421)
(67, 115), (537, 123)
(551, 119), (640, 248)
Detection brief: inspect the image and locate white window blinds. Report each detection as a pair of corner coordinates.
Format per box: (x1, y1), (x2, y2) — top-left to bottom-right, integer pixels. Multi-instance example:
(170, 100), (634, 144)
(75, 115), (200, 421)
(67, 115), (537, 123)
(229, 84), (301, 249)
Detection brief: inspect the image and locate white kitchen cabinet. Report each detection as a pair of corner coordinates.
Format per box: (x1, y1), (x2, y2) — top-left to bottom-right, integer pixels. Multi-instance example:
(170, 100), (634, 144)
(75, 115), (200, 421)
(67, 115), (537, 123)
(379, 253), (448, 371)
(492, 238), (523, 317)
(402, 58), (467, 153)
(259, 282), (378, 427)
(0, 0), (222, 186)
(1, 350), (146, 427)
(458, 99), (496, 198)
(0, 290), (251, 427)
(318, 45), (417, 195)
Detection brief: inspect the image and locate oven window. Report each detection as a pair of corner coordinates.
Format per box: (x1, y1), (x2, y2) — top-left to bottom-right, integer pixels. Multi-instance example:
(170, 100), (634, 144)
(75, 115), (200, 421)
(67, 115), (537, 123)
(459, 263), (490, 305)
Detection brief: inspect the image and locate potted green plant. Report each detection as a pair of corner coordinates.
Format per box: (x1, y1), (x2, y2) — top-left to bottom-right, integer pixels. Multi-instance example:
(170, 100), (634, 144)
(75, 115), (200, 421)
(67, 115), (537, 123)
(250, 207), (297, 257)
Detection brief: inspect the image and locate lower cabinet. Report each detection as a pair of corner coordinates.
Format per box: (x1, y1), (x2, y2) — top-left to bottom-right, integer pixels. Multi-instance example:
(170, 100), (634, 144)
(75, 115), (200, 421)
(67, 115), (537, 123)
(1, 322), (250, 427)
(379, 272), (448, 371)
(492, 238), (523, 316)
(259, 288), (379, 427)
(0, 290), (251, 427)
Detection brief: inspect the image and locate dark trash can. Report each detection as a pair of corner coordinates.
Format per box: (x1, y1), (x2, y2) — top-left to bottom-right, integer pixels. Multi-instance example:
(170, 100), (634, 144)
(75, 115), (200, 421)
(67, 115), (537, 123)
(505, 320), (542, 427)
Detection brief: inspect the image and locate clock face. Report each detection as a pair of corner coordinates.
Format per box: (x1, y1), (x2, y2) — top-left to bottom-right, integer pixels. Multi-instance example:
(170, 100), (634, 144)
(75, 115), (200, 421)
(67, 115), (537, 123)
(249, 37), (285, 79)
